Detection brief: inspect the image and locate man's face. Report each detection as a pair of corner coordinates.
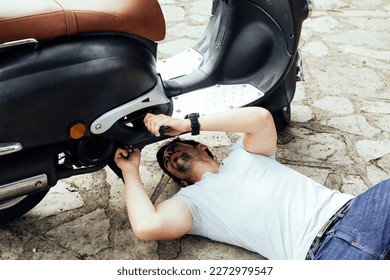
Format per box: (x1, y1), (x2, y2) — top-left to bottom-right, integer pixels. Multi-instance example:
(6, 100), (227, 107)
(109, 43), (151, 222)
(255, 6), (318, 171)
(162, 142), (200, 182)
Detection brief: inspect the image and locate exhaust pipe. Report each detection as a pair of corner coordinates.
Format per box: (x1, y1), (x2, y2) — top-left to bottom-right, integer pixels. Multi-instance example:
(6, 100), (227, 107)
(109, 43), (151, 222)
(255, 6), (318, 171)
(0, 174), (48, 201)
(0, 150), (57, 201)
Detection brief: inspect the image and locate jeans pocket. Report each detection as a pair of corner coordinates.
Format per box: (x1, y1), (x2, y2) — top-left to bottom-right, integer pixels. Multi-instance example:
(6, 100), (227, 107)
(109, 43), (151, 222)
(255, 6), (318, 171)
(333, 225), (379, 259)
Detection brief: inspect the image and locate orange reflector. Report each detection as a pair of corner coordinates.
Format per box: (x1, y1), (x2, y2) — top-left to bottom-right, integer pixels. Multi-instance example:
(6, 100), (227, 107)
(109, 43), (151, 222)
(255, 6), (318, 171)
(69, 123), (87, 140)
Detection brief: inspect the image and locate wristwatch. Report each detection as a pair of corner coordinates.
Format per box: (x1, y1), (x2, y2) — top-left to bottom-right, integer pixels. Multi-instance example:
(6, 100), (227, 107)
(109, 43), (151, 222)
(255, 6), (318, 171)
(184, 113), (200, 135)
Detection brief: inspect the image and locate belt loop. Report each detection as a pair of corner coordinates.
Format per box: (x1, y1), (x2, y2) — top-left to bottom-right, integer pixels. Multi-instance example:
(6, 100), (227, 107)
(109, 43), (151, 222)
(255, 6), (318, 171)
(306, 199), (354, 259)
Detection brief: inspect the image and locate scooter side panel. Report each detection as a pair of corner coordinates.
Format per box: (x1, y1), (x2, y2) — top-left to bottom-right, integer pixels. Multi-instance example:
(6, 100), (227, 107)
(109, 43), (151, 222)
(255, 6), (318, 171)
(0, 34), (158, 149)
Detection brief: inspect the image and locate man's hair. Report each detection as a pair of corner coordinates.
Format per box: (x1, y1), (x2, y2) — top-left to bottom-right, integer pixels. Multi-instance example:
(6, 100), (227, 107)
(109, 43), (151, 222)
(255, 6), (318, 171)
(156, 138), (214, 184)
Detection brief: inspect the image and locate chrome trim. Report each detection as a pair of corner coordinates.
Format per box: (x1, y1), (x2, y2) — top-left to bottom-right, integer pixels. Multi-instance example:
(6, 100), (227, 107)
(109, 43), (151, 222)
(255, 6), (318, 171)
(0, 142), (23, 156)
(0, 38), (39, 50)
(91, 78), (170, 134)
(0, 174), (48, 201)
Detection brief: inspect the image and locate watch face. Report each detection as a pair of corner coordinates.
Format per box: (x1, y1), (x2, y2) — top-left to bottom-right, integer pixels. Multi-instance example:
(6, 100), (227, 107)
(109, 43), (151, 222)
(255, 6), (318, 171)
(185, 113), (199, 119)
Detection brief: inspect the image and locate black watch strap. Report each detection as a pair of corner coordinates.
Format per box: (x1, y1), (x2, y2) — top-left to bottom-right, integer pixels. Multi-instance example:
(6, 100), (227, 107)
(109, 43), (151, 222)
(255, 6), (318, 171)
(185, 113), (200, 135)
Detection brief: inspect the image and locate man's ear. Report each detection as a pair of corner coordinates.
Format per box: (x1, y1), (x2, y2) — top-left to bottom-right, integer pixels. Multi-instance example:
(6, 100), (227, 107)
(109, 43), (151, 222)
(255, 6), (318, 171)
(181, 180), (190, 187)
(197, 143), (208, 151)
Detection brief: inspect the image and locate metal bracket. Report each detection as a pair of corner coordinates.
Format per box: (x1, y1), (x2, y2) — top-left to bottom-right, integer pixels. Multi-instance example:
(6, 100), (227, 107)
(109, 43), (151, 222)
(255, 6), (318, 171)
(90, 78), (170, 135)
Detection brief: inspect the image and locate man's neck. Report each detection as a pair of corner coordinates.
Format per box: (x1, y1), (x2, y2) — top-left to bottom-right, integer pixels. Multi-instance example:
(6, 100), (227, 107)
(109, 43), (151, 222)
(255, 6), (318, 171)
(191, 159), (220, 183)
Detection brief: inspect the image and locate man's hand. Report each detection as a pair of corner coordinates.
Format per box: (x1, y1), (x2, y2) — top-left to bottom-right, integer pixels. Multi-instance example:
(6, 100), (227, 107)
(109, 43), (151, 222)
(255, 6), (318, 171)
(113, 146), (193, 242)
(114, 147), (141, 174)
(144, 113), (191, 137)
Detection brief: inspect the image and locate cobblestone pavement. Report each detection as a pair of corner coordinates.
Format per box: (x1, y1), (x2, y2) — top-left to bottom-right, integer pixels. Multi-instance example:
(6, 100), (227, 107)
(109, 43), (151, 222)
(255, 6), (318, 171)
(0, 0), (389, 260)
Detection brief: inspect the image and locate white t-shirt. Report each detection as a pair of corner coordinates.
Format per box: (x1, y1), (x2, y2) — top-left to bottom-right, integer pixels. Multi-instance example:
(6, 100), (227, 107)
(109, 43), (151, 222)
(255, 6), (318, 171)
(174, 139), (354, 259)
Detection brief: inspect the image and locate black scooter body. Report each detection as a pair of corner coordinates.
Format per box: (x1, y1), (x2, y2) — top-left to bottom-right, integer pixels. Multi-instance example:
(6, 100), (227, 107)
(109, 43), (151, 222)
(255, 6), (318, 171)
(0, 34), (162, 149)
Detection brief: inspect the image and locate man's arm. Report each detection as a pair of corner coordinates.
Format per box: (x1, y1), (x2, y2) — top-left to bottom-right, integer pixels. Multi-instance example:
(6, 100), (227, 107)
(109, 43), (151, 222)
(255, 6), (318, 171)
(144, 107), (277, 156)
(114, 148), (192, 241)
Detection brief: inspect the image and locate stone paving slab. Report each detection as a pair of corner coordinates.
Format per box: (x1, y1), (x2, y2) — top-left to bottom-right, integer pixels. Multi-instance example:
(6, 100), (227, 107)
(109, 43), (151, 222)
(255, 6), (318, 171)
(0, 0), (389, 260)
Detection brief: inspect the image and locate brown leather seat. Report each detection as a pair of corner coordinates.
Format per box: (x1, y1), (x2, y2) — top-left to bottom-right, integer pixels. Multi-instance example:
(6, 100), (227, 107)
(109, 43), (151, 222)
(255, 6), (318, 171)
(0, 0), (166, 44)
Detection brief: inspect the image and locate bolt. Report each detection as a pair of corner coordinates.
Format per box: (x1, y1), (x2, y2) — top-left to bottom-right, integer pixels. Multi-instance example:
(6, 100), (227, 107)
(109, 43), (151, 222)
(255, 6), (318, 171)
(95, 124), (102, 130)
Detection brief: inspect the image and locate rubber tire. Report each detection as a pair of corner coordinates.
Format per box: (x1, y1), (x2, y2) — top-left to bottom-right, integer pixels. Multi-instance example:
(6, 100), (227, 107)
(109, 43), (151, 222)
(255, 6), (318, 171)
(0, 189), (49, 223)
(271, 104), (291, 133)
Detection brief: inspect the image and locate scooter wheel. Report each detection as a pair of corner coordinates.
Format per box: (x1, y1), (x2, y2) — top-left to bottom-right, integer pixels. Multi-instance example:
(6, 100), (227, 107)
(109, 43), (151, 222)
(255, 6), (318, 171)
(0, 190), (49, 223)
(272, 104), (291, 133)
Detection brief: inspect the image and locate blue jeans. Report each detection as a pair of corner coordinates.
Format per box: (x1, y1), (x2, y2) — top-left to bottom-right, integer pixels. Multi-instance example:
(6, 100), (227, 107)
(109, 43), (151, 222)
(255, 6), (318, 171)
(310, 178), (390, 260)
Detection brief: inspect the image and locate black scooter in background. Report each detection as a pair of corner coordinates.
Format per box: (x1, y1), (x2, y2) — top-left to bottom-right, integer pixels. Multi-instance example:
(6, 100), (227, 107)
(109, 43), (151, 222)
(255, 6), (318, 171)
(0, 0), (312, 222)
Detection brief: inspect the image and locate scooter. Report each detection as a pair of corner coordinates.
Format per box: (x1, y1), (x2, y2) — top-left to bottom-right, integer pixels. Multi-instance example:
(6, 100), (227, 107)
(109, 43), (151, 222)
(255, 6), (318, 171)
(0, 0), (312, 222)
